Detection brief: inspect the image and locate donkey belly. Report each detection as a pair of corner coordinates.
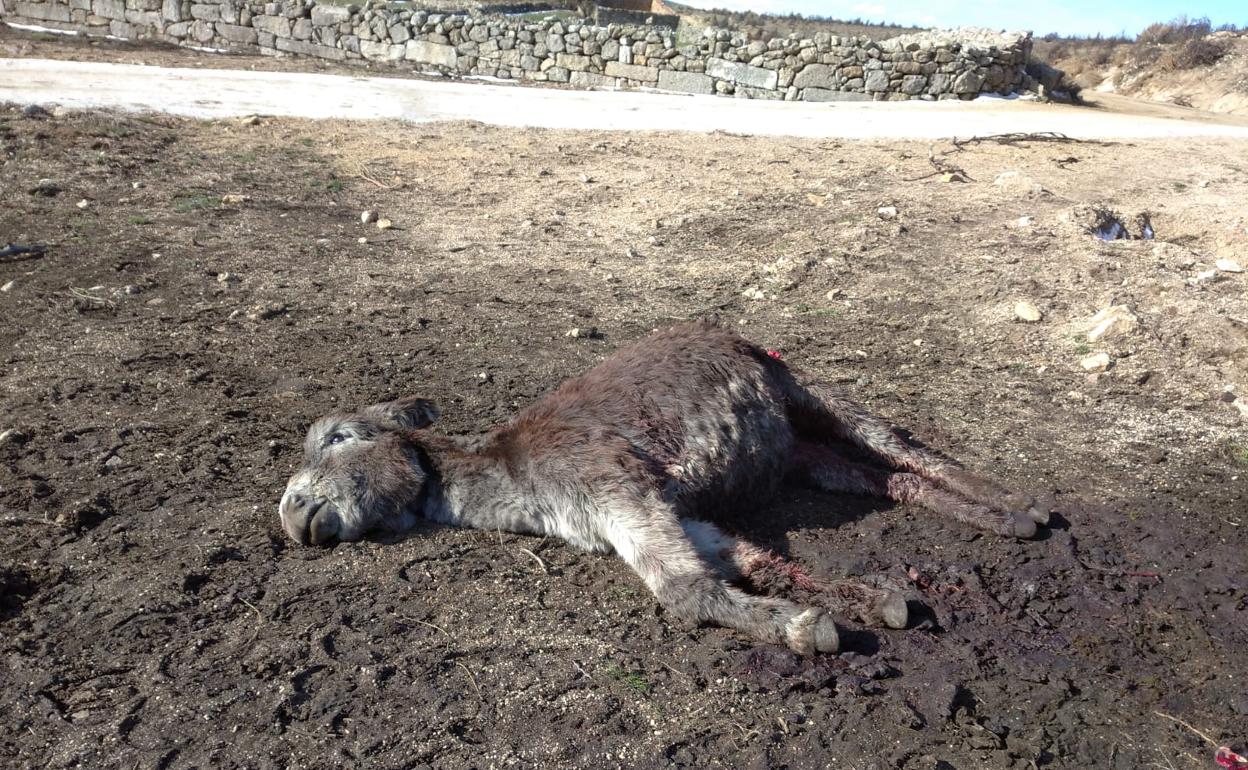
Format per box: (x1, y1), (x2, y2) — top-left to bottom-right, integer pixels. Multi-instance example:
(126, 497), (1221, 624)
(668, 406), (793, 519)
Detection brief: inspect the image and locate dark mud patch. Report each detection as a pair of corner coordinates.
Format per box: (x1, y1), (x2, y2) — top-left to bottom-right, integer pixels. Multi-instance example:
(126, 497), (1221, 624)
(1, 103), (1246, 769)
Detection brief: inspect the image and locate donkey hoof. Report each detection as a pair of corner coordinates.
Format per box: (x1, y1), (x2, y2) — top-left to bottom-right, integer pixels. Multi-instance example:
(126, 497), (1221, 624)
(877, 591), (908, 629)
(1026, 496), (1054, 526)
(786, 608), (839, 655)
(814, 612), (840, 653)
(1007, 512), (1038, 539)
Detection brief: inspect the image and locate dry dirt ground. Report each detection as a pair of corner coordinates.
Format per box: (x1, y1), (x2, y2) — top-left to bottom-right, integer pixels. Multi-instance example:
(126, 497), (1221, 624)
(2, 70), (1248, 770)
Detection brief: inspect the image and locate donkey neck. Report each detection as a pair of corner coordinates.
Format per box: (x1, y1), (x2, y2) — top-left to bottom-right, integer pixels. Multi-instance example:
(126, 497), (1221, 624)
(415, 432), (543, 537)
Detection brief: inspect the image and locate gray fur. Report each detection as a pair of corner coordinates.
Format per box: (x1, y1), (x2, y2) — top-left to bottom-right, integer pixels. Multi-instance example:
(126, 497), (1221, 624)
(279, 321), (1049, 654)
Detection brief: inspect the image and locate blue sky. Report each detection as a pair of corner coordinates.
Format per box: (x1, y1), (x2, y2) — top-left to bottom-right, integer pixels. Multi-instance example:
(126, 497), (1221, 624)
(680, 0), (1245, 37)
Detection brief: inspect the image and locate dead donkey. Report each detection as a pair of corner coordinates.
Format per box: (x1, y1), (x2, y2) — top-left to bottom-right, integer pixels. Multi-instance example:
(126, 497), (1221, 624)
(278, 321), (1049, 654)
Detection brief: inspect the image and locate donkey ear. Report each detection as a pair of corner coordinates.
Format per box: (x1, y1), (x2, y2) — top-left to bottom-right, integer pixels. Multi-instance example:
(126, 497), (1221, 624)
(364, 397), (439, 429)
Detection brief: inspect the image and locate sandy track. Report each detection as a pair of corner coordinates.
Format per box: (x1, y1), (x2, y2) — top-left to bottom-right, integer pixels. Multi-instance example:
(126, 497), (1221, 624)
(5, 56), (1248, 139)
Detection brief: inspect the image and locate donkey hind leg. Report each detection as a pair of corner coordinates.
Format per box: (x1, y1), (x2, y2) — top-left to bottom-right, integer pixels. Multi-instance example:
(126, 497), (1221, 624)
(681, 519), (908, 629)
(604, 504), (838, 654)
(791, 441), (1040, 538)
(782, 376), (1049, 530)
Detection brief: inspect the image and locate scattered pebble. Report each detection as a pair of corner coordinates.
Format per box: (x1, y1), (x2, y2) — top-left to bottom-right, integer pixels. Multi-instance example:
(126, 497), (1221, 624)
(825, 288), (842, 300)
(76, 199), (90, 209)
(221, 194), (250, 205)
(625, 246), (639, 259)
(1013, 301), (1043, 323)
(940, 172), (967, 183)
(217, 272), (239, 284)
(361, 210), (379, 224)
(565, 327), (598, 339)
(993, 170), (1045, 196)
(877, 205), (898, 220)
(146, 297), (165, 306)
(1011, 215), (1034, 228)
(1081, 352), (1111, 372)
(247, 302), (287, 321)
(742, 286), (766, 301)
(376, 218), (394, 230)
(1191, 268), (1220, 285)
(1216, 258), (1243, 273)
(30, 179), (60, 197)
(22, 104), (52, 120)
(0, 428), (29, 445)
(1085, 305), (1139, 342)
(239, 115), (262, 126)
(1, 280), (15, 293)
(358, 237), (368, 244)
(131, 181), (144, 189)
(122, 285), (140, 295)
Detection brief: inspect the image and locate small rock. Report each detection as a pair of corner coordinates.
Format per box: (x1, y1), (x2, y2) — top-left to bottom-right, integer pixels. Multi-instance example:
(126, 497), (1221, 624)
(826, 288), (842, 300)
(742, 286), (766, 301)
(940, 172), (967, 183)
(122, 285), (140, 295)
(358, 237), (368, 244)
(877, 205), (898, 220)
(22, 104), (52, 120)
(625, 246), (640, 259)
(1191, 269), (1220, 285)
(30, 179), (60, 197)
(221, 194), (250, 205)
(247, 303), (287, 321)
(994, 171), (1045, 195)
(1011, 215), (1034, 228)
(566, 327), (598, 339)
(376, 218), (393, 230)
(0, 428), (29, 445)
(1216, 258), (1243, 273)
(1234, 399), (1248, 420)
(1014, 301), (1043, 323)
(1085, 305), (1139, 342)
(361, 210), (379, 224)
(131, 181), (145, 189)
(476, 371), (492, 383)
(146, 297), (165, 306)
(239, 115), (262, 126)
(104, 455), (123, 469)
(1081, 352), (1111, 372)
(1, 280), (15, 292)
(76, 199), (91, 209)
(217, 272), (239, 284)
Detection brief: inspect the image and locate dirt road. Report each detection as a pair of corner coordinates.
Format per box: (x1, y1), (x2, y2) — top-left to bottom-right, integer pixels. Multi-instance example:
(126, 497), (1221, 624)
(6, 55), (1248, 138)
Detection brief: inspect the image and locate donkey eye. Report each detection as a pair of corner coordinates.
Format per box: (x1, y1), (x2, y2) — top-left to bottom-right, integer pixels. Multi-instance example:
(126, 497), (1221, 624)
(327, 433), (347, 446)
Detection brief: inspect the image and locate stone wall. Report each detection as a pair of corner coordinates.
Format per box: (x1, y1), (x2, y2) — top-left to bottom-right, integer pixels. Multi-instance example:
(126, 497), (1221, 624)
(0, 0), (1034, 102)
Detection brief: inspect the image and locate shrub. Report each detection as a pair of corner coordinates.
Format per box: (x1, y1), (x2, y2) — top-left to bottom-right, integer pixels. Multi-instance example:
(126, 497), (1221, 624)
(1156, 37), (1229, 70)
(1137, 16), (1213, 45)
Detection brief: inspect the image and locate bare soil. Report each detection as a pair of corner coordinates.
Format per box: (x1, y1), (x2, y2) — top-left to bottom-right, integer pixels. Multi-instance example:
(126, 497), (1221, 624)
(1, 92), (1247, 770)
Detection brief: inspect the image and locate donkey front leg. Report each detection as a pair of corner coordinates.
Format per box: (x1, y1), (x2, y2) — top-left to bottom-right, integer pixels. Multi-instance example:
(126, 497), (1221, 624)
(603, 501), (839, 654)
(681, 519), (908, 630)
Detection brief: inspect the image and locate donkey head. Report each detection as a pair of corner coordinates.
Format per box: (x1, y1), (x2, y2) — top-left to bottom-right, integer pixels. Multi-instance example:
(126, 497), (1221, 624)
(278, 397), (439, 545)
